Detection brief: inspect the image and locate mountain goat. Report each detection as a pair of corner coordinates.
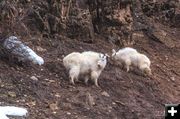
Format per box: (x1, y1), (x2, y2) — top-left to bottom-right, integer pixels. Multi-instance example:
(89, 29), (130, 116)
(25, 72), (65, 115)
(112, 47), (152, 75)
(63, 51), (108, 87)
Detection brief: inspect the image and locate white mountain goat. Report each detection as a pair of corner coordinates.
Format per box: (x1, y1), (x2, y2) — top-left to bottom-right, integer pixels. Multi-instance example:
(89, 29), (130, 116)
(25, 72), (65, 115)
(111, 47), (138, 68)
(3, 36), (44, 65)
(63, 51), (108, 86)
(112, 47), (152, 75)
(0, 106), (28, 119)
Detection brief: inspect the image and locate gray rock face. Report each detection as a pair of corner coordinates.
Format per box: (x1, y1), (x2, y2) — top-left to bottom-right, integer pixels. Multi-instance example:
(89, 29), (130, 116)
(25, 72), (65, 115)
(3, 36), (44, 65)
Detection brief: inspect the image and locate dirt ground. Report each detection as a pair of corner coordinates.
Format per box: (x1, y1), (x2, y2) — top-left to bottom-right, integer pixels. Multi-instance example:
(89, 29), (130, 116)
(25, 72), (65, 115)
(0, 23), (180, 119)
(0, 0), (180, 119)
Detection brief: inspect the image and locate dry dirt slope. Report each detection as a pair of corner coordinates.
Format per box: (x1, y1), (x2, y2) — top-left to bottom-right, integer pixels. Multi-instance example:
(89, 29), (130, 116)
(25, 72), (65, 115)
(0, 28), (180, 119)
(0, 0), (180, 119)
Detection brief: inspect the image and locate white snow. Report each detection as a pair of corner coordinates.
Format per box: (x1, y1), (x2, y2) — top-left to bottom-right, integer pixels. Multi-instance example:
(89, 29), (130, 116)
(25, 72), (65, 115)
(0, 112), (9, 119)
(0, 106), (28, 119)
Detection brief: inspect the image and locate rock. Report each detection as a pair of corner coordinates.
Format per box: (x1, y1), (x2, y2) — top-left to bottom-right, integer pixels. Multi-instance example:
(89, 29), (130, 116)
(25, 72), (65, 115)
(53, 111), (57, 114)
(115, 101), (125, 106)
(3, 36), (44, 65)
(86, 92), (95, 107)
(170, 77), (175, 81)
(101, 91), (110, 97)
(54, 93), (61, 98)
(153, 30), (167, 42)
(36, 46), (47, 52)
(132, 32), (144, 41)
(49, 80), (56, 83)
(0, 84), (4, 88)
(61, 103), (73, 111)
(8, 91), (16, 97)
(30, 76), (38, 81)
(67, 112), (71, 115)
(26, 101), (36, 107)
(26, 0), (31, 2)
(173, 14), (180, 28)
(49, 102), (59, 111)
(153, 29), (176, 48)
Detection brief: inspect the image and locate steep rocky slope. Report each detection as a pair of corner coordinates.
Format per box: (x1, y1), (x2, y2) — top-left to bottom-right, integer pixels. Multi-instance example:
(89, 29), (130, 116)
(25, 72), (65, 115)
(0, 0), (179, 119)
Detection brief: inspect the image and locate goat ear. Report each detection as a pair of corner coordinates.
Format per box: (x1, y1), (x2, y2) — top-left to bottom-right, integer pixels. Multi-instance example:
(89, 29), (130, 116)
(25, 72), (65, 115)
(112, 49), (116, 54)
(99, 53), (104, 58)
(105, 53), (110, 58)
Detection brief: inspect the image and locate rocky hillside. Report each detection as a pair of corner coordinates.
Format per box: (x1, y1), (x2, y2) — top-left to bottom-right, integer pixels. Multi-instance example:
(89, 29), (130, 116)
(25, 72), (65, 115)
(0, 0), (180, 119)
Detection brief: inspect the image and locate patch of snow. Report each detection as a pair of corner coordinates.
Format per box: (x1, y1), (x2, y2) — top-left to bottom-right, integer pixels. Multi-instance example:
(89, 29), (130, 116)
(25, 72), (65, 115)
(0, 106), (28, 119)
